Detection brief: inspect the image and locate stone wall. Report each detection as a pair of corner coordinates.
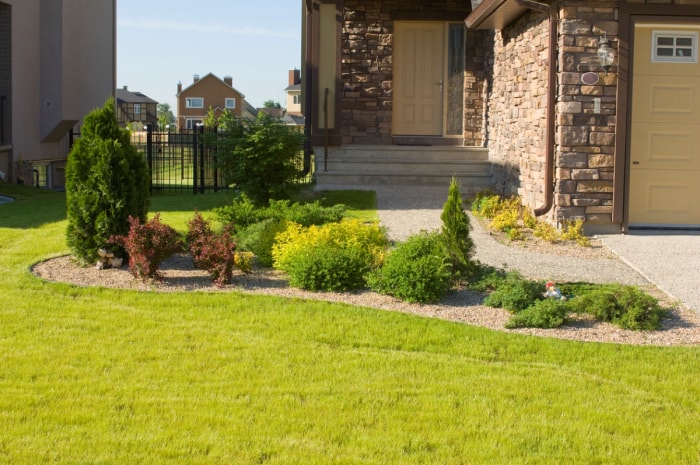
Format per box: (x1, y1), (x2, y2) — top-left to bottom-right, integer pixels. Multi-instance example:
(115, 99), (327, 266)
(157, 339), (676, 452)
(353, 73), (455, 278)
(485, 12), (550, 212)
(555, 1), (618, 226)
(340, 0), (472, 145)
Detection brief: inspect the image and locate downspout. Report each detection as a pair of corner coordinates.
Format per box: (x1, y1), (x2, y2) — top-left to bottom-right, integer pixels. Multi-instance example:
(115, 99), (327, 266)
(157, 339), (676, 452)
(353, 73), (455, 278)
(516, 0), (557, 217)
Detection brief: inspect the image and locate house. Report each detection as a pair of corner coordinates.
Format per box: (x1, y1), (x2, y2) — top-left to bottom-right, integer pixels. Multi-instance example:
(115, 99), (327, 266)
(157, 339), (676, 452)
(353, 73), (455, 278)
(286, 69), (303, 116)
(302, 0), (700, 232)
(115, 86), (158, 129)
(176, 73), (245, 130)
(0, 0), (115, 189)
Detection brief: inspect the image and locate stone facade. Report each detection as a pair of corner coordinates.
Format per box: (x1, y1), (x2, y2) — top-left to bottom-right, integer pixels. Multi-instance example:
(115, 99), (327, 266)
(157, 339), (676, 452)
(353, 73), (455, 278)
(340, 0), (472, 145)
(483, 12), (550, 215)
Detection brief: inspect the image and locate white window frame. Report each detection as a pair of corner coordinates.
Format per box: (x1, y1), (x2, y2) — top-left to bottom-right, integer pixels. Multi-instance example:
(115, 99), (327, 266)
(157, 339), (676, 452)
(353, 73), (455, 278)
(652, 30), (698, 63)
(186, 97), (204, 108)
(293, 94), (301, 105)
(133, 103), (141, 115)
(225, 98), (236, 109)
(185, 118), (203, 130)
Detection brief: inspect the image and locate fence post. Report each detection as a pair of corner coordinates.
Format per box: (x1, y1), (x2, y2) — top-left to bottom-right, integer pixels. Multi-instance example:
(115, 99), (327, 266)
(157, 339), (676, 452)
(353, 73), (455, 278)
(199, 124), (205, 194)
(192, 125), (198, 195)
(146, 123), (153, 193)
(213, 126), (218, 192)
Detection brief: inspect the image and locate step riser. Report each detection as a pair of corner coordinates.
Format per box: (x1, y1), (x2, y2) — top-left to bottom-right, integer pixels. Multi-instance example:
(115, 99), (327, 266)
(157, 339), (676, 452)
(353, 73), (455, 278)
(315, 174), (493, 191)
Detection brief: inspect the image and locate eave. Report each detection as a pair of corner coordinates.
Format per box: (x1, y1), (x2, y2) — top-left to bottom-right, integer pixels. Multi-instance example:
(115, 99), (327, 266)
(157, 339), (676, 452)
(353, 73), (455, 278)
(465, 0), (529, 30)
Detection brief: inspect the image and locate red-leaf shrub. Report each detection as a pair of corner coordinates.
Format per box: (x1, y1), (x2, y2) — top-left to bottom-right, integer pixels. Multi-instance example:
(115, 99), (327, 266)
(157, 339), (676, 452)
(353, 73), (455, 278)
(186, 212), (238, 287)
(109, 214), (183, 281)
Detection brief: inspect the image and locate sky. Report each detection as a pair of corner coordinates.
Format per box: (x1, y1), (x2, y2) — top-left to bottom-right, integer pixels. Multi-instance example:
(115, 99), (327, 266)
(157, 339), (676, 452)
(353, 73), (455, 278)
(116, 0), (302, 111)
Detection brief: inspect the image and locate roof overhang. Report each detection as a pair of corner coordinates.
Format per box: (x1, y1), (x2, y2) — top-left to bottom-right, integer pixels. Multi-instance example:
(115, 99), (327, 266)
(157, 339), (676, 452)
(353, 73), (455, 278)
(465, 0), (530, 30)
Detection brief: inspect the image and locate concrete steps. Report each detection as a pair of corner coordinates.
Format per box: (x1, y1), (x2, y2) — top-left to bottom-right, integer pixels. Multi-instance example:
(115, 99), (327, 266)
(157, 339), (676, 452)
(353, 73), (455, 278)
(314, 145), (492, 193)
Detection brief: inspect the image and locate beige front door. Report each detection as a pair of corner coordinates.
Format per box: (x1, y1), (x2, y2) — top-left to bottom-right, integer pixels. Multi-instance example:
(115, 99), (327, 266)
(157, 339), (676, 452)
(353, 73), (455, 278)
(629, 23), (700, 226)
(393, 21), (444, 136)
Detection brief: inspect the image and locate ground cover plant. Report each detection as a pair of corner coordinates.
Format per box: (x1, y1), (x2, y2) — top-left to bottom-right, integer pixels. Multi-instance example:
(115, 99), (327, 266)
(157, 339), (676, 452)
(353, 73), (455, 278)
(471, 190), (590, 246)
(1, 184), (700, 464)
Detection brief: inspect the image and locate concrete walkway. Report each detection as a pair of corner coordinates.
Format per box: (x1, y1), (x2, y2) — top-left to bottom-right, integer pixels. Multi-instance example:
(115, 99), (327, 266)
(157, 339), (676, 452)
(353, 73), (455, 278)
(321, 185), (699, 312)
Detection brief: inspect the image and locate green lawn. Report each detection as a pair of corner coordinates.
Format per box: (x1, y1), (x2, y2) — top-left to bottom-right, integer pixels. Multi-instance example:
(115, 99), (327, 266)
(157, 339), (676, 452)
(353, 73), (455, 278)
(1, 185), (700, 464)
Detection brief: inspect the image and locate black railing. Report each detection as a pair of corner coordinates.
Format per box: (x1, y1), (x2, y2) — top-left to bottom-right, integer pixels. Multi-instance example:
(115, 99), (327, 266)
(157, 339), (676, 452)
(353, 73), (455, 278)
(132, 125), (313, 194)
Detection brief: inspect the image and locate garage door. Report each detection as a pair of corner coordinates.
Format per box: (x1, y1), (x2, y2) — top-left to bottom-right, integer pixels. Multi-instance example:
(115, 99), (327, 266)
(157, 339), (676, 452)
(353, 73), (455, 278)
(629, 23), (700, 227)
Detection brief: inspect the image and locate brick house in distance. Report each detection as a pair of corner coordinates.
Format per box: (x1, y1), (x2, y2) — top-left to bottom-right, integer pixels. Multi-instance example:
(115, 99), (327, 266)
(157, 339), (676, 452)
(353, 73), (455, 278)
(302, 0), (700, 232)
(176, 73), (245, 130)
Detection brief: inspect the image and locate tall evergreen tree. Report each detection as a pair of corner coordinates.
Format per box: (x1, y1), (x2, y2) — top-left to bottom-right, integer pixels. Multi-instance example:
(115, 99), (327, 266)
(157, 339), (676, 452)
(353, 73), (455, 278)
(65, 98), (150, 265)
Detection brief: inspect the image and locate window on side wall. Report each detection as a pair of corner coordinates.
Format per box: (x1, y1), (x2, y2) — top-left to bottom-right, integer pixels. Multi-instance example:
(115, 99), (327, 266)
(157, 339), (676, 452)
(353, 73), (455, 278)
(225, 98), (236, 109)
(134, 103), (141, 115)
(186, 97), (204, 108)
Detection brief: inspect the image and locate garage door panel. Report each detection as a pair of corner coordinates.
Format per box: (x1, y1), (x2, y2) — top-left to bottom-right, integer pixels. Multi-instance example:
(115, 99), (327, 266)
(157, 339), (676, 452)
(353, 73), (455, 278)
(630, 122), (700, 169)
(631, 76), (700, 122)
(629, 170), (700, 225)
(630, 22), (700, 226)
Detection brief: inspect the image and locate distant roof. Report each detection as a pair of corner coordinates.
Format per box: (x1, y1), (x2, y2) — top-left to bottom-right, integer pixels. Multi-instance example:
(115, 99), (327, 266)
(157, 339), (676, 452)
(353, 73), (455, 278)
(116, 88), (158, 104)
(284, 83), (302, 92)
(177, 72), (246, 98)
(281, 113), (305, 126)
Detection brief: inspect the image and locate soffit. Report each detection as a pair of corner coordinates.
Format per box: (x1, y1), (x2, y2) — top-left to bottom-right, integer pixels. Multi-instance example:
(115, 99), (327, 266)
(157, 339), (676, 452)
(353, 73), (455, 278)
(465, 0), (529, 30)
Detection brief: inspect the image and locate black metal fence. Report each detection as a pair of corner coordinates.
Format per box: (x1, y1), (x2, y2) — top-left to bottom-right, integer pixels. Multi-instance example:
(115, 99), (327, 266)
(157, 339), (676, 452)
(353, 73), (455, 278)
(131, 126), (312, 194)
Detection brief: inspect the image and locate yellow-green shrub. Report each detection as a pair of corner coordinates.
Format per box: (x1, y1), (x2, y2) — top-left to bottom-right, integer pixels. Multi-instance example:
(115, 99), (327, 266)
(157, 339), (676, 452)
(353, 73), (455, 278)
(561, 219), (590, 247)
(272, 219), (388, 291)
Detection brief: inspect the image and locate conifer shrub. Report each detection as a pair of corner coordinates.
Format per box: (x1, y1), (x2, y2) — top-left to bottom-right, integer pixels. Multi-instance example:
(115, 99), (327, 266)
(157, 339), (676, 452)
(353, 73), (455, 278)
(368, 231), (453, 303)
(65, 98), (150, 265)
(439, 177), (475, 279)
(567, 284), (665, 330)
(505, 298), (570, 329)
(109, 214), (182, 282)
(235, 218), (289, 267)
(483, 272), (545, 313)
(272, 219), (388, 292)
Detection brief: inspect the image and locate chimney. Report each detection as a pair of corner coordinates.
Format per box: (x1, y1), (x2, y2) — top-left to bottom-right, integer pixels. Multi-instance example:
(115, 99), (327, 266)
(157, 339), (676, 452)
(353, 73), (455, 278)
(289, 69), (301, 86)
(224, 75), (233, 87)
(193, 74), (200, 83)
(123, 85), (128, 91)
(177, 81), (182, 94)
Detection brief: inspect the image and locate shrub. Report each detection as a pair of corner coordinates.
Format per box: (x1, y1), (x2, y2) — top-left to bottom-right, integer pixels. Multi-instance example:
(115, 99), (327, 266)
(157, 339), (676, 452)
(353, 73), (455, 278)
(216, 194), (346, 230)
(483, 272), (545, 313)
(439, 177), (475, 279)
(533, 220), (560, 243)
(368, 231), (454, 303)
(505, 298), (570, 329)
(215, 111), (305, 204)
(109, 214), (182, 281)
(470, 190), (501, 218)
(568, 284), (664, 330)
(235, 218), (290, 267)
(272, 219), (388, 292)
(66, 98), (150, 265)
(467, 263), (508, 292)
(186, 212), (238, 287)
(561, 219), (590, 247)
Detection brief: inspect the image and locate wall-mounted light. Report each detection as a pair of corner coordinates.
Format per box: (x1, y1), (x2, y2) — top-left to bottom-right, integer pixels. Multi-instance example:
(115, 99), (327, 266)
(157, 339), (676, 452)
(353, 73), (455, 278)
(597, 33), (615, 74)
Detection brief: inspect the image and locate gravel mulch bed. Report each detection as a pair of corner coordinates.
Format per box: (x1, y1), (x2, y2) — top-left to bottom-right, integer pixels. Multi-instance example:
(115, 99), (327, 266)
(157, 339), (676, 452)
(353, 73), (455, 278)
(32, 253), (700, 347)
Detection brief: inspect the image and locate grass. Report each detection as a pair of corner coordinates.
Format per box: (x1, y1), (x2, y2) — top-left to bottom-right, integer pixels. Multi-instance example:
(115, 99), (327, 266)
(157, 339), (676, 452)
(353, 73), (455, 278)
(1, 184), (700, 464)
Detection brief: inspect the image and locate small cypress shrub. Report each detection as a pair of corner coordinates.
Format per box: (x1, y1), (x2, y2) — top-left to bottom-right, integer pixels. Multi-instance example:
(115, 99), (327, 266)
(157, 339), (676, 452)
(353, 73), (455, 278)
(439, 177), (475, 279)
(65, 98), (150, 265)
(368, 231), (453, 303)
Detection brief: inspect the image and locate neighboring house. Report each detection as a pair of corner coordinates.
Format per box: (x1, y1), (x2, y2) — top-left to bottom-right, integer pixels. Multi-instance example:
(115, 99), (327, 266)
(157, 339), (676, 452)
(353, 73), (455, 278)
(115, 86), (158, 129)
(302, 0), (700, 232)
(0, 0), (115, 189)
(285, 69), (303, 116)
(176, 73), (245, 130)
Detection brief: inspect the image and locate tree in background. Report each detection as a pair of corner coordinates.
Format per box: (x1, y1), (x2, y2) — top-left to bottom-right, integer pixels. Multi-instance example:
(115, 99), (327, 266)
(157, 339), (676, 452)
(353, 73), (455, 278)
(215, 111), (304, 205)
(65, 98), (150, 265)
(157, 103), (175, 130)
(263, 100), (282, 109)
